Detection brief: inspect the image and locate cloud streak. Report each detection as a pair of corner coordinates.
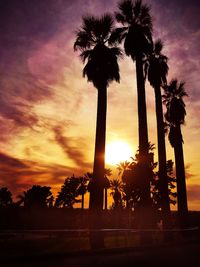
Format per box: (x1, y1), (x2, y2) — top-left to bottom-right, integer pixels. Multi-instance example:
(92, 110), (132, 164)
(0, 151), (77, 197)
(53, 125), (92, 169)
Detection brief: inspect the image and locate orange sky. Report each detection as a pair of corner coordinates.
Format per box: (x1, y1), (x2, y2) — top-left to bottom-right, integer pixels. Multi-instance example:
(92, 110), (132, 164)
(0, 0), (199, 210)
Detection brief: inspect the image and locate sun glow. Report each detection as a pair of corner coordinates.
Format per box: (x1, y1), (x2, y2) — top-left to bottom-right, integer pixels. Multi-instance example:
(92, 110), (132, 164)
(105, 141), (133, 165)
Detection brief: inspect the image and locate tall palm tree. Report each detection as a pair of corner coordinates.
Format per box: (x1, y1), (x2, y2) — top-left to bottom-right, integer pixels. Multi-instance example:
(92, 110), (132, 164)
(146, 39), (171, 227)
(110, 0), (153, 221)
(74, 14), (121, 248)
(74, 14), (121, 212)
(163, 79), (188, 228)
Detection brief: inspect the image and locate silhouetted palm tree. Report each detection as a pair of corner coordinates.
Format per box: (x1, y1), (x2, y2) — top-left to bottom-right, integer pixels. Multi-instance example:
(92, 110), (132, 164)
(110, 179), (124, 209)
(110, 0), (153, 222)
(78, 176), (88, 209)
(146, 39), (171, 227)
(163, 79), (188, 228)
(74, 14), (121, 212)
(103, 168), (111, 210)
(116, 160), (132, 209)
(117, 160), (131, 176)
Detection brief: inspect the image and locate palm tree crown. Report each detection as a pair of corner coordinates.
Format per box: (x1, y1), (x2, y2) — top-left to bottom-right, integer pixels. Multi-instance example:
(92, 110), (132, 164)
(110, 0), (153, 60)
(110, 179), (123, 207)
(163, 79), (188, 127)
(74, 14), (122, 89)
(147, 39), (168, 88)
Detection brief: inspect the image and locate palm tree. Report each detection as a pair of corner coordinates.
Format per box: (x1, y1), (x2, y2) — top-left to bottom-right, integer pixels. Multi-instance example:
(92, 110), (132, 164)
(103, 168), (111, 210)
(146, 39), (171, 227)
(110, 0), (153, 222)
(116, 160), (132, 209)
(74, 14), (121, 212)
(110, 179), (124, 209)
(78, 176), (88, 210)
(117, 160), (131, 176)
(163, 79), (188, 228)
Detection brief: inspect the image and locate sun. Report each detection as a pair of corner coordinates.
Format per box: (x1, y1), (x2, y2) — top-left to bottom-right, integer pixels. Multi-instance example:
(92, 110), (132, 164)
(105, 140), (133, 165)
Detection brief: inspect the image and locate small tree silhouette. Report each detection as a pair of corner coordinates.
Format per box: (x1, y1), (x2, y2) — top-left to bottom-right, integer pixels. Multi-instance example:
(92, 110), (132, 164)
(18, 185), (53, 209)
(55, 175), (81, 208)
(0, 187), (12, 207)
(110, 179), (124, 209)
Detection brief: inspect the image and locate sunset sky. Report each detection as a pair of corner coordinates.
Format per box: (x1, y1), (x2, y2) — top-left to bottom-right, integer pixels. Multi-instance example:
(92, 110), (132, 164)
(0, 0), (199, 209)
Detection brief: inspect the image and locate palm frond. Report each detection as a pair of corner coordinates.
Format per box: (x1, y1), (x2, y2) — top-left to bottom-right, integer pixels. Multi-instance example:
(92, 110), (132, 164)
(154, 39), (163, 54)
(104, 168), (112, 176)
(118, 0), (134, 23)
(109, 27), (128, 45)
(74, 30), (93, 51)
(100, 14), (114, 40)
(115, 12), (127, 24)
(133, 0), (142, 18)
(80, 49), (92, 63)
(82, 15), (96, 33)
(139, 4), (152, 30)
(110, 47), (123, 58)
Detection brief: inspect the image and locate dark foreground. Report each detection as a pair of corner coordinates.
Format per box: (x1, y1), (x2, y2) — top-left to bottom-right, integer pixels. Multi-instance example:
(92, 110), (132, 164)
(1, 239), (200, 267)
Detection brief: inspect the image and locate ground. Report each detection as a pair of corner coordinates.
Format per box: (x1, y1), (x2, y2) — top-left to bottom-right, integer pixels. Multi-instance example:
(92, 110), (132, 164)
(1, 239), (200, 267)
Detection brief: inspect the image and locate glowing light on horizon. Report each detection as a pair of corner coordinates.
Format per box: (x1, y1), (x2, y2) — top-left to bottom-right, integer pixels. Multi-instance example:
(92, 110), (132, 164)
(105, 141), (133, 165)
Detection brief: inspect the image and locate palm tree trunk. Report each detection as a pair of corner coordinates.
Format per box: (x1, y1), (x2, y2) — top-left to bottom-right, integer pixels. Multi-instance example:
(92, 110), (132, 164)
(105, 188), (108, 210)
(81, 193), (84, 210)
(89, 85), (107, 249)
(89, 86), (107, 211)
(135, 56), (149, 158)
(174, 125), (188, 228)
(135, 56), (152, 229)
(154, 85), (171, 228)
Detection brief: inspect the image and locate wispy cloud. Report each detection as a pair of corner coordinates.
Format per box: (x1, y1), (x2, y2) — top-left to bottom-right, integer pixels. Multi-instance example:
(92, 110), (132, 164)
(187, 184), (200, 201)
(53, 125), (92, 169)
(0, 151), (77, 197)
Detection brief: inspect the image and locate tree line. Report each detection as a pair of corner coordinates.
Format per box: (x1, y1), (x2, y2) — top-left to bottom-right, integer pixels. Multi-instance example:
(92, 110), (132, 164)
(0, 144), (176, 223)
